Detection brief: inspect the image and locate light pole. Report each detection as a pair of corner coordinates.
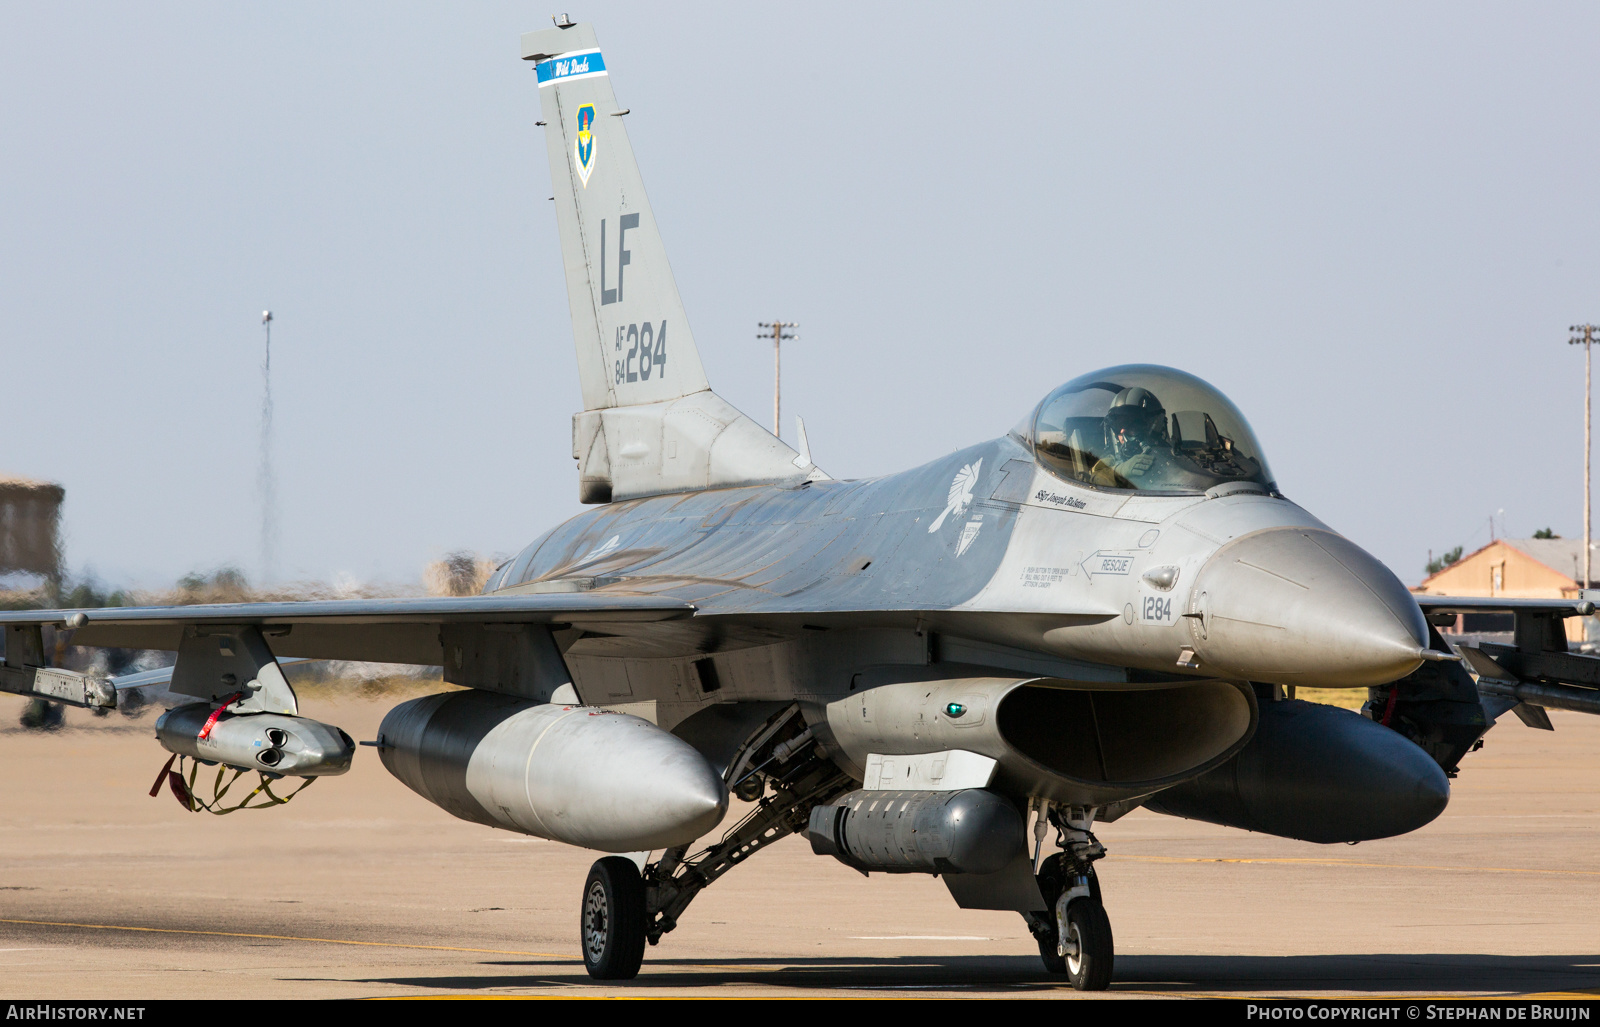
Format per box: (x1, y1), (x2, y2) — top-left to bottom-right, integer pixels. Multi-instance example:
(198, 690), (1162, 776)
(756, 321), (798, 439)
(1572, 323), (1597, 589)
(259, 310), (276, 584)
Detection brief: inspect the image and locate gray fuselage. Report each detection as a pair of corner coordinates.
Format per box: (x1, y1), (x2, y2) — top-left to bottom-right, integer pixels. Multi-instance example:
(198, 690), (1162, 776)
(494, 431), (1428, 713)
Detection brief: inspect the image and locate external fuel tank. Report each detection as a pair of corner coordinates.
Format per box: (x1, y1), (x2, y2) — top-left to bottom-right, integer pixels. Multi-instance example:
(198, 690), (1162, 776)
(1145, 697), (1449, 843)
(378, 690), (728, 852)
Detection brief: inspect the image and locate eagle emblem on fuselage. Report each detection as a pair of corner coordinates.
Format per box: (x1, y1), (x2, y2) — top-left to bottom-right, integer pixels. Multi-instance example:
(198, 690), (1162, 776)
(928, 458), (982, 533)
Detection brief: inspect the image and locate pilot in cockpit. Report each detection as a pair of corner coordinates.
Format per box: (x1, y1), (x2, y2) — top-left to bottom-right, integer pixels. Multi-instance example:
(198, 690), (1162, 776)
(1091, 387), (1169, 487)
(1029, 365), (1274, 493)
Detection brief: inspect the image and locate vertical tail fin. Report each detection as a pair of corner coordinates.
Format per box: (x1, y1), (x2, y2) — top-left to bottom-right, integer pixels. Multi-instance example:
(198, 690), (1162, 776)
(523, 23), (826, 503)
(523, 22), (707, 411)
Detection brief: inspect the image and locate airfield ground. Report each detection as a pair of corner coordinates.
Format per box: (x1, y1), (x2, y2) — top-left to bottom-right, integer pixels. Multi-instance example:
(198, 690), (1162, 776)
(0, 690), (1596, 1000)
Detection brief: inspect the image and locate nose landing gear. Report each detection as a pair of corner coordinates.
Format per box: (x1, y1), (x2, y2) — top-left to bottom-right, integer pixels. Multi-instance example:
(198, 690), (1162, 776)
(1027, 810), (1114, 990)
(1056, 891), (1114, 990)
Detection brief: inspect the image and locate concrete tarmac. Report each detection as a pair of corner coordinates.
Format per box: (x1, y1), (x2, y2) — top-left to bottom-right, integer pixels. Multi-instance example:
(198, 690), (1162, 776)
(0, 691), (1597, 999)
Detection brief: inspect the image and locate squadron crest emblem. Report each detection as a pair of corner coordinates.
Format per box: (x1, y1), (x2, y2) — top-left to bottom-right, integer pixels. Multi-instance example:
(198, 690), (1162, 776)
(574, 104), (597, 187)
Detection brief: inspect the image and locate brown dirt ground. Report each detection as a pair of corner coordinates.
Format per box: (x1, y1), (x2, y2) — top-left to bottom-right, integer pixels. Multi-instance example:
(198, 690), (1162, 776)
(0, 689), (1595, 998)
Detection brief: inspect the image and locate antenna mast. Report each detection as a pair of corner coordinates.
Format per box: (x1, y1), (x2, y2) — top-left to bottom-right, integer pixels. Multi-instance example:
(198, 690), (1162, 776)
(259, 310), (277, 584)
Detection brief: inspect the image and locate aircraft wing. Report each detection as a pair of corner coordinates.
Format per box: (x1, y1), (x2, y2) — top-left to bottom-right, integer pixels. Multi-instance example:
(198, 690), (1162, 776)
(1413, 595), (1596, 614)
(0, 593), (695, 665)
(1410, 593), (1600, 722)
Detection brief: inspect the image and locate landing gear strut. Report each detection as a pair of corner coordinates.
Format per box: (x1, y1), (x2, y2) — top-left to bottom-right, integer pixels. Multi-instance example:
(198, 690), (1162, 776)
(575, 704), (850, 981)
(642, 708), (849, 944)
(1027, 807), (1114, 991)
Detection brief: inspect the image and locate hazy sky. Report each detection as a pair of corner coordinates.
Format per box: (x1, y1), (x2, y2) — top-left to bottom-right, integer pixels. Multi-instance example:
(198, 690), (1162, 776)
(4, 3), (1598, 589)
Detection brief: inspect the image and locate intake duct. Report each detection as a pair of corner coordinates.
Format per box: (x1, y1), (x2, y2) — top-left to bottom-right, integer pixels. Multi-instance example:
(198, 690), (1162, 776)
(807, 788), (1025, 874)
(824, 666), (1256, 807)
(994, 679), (1252, 786)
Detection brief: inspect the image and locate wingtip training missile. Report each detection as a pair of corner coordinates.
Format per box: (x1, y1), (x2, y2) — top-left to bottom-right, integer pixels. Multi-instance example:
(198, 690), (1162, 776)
(155, 703), (356, 778)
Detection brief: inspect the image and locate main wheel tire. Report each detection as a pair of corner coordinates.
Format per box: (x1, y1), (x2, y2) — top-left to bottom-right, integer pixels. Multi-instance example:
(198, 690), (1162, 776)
(580, 857), (647, 980)
(1062, 899), (1114, 991)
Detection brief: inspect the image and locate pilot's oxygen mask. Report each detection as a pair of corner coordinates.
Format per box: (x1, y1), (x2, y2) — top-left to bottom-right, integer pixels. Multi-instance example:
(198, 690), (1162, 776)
(1026, 365), (1275, 495)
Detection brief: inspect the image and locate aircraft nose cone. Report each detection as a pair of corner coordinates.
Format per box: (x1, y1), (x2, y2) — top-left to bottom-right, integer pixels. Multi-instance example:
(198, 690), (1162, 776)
(1190, 528), (1428, 688)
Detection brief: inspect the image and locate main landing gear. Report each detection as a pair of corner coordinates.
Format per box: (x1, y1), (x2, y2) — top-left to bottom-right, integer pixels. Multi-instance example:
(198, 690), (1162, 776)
(580, 856), (648, 980)
(578, 704), (850, 982)
(1027, 809), (1114, 991)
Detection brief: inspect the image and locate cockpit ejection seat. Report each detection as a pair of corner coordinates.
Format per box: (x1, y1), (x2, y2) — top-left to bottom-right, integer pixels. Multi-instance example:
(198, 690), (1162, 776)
(1066, 428), (1092, 480)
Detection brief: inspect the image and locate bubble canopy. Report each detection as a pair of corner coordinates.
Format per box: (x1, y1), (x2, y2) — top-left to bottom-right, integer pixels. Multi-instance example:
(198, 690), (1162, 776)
(1026, 365), (1275, 494)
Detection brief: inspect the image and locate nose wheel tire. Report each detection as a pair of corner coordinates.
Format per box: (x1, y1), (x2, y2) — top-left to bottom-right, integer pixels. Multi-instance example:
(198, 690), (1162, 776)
(1060, 899), (1114, 991)
(1037, 933), (1068, 975)
(580, 856), (647, 980)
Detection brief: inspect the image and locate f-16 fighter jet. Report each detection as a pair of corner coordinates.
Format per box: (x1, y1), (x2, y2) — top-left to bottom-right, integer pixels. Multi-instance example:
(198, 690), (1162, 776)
(6, 19), (1599, 991)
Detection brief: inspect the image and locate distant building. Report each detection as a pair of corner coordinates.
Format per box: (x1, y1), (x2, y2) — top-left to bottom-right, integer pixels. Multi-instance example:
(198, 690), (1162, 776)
(0, 475), (63, 592)
(1413, 536), (1599, 646)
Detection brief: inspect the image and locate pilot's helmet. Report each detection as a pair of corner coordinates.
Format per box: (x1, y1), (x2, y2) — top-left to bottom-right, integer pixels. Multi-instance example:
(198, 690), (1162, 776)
(1104, 387), (1168, 448)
